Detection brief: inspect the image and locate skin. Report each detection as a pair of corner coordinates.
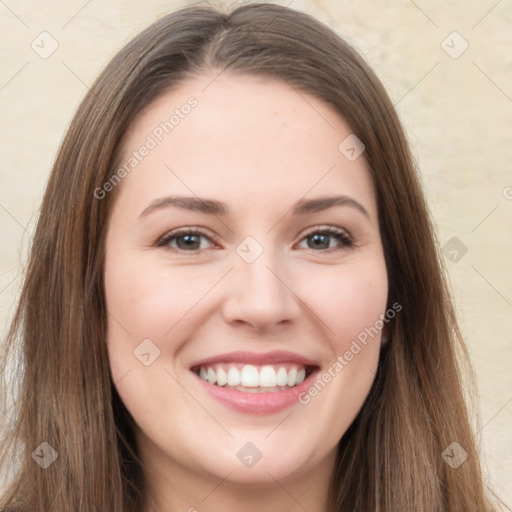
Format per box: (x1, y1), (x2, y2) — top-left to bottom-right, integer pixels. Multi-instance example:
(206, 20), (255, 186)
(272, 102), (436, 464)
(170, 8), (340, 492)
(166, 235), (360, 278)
(104, 73), (388, 512)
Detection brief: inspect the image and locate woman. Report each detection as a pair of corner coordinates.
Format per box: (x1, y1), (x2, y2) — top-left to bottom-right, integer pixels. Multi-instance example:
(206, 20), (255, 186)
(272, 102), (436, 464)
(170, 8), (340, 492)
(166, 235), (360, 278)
(0, 3), (502, 511)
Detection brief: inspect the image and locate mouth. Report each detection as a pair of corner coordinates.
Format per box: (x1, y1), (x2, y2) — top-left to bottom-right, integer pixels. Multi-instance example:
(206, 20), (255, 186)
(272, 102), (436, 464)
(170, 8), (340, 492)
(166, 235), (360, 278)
(191, 363), (315, 393)
(189, 351), (320, 414)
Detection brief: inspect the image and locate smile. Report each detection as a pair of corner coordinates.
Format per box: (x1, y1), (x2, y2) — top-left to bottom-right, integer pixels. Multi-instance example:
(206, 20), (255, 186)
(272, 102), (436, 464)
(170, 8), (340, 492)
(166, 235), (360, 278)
(194, 363), (310, 392)
(189, 351), (320, 414)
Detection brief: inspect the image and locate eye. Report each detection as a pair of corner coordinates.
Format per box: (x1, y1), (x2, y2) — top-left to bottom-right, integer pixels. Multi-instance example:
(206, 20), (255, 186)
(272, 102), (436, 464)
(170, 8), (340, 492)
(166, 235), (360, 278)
(156, 226), (354, 254)
(297, 226), (354, 252)
(156, 228), (216, 253)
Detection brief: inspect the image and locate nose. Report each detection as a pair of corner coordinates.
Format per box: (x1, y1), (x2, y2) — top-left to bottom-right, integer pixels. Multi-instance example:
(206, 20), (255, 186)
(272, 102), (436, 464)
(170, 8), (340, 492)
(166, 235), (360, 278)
(221, 245), (302, 333)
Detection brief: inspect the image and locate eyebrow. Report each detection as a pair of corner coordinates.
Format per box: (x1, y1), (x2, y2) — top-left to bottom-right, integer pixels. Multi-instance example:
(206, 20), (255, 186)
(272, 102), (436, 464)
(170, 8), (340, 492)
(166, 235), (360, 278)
(139, 194), (370, 219)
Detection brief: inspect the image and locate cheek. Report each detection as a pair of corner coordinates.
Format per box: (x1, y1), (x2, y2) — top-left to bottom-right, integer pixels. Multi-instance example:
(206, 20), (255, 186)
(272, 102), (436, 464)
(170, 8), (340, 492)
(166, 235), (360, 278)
(103, 257), (213, 433)
(293, 260), (387, 414)
(104, 254), (227, 402)
(297, 260), (388, 346)
(104, 254), (216, 342)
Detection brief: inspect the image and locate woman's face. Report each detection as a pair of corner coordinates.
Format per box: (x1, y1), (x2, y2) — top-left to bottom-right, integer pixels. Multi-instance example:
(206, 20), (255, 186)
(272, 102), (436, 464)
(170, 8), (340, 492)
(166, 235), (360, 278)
(104, 73), (388, 495)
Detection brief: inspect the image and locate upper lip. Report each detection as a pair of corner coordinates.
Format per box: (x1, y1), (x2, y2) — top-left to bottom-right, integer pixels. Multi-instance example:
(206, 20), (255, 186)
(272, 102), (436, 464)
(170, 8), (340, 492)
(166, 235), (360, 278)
(189, 350), (319, 369)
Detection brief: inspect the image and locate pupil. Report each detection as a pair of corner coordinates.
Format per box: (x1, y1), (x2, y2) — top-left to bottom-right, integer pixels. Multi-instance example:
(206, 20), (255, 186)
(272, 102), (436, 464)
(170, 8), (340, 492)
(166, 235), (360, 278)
(178, 234), (199, 250)
(310, 233), (328, 249)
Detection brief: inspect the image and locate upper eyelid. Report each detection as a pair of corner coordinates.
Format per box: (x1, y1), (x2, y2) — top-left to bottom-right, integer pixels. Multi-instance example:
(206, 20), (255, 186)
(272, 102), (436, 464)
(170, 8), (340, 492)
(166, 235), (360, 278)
(156, 227), (218, 246)
(300, 225), (352, 238)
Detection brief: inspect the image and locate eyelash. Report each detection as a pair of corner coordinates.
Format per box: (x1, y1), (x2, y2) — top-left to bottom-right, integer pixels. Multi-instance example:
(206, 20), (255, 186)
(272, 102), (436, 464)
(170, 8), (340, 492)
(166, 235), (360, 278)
(156, 225), (355, 255)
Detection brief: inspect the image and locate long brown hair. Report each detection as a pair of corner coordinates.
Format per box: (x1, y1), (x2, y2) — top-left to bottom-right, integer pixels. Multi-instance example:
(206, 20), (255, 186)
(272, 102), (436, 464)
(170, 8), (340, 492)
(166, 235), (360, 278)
(0, 3), (502, 511)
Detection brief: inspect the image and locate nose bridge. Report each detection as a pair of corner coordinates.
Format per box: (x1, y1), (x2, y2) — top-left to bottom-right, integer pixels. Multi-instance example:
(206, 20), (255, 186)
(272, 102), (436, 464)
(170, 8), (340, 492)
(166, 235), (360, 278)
(222, 236), (300, 329)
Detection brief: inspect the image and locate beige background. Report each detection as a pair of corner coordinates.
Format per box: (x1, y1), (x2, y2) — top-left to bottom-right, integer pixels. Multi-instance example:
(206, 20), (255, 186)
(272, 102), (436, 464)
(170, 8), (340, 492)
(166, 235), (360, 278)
(0, 0), (510, 504)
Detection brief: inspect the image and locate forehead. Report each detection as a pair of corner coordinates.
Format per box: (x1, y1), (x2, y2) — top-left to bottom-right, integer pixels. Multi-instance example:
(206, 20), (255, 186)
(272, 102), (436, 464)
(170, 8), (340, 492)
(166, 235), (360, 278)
(115, 73), (376, 220)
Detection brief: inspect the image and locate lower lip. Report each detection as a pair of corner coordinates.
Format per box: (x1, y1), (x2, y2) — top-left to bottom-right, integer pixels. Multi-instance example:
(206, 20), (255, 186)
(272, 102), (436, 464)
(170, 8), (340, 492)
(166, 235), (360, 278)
(192, 370), (318, 414)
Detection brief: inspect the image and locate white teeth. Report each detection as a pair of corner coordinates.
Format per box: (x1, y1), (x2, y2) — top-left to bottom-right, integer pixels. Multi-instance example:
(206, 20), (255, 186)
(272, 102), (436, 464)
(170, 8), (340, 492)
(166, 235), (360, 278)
(240, 365), (259, 387)
(276, 366), (288, 386)
(207, 368), (217, 385)
(287, 367), (297, 387)
(227, 367), (241, 386)
(197, 363), (311, 390)
(259, 365), (276, 387)
(216, 367), (228, 386)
